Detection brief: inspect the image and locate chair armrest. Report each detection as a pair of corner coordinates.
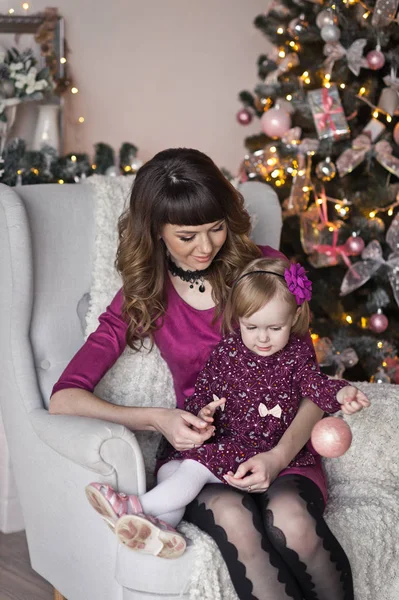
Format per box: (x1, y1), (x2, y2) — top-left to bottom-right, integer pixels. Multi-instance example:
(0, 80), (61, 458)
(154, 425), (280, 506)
(29, 408), (146, 494)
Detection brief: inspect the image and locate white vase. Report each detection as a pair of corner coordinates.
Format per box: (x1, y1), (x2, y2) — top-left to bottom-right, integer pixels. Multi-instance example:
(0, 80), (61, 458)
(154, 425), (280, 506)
(33, 104), (60, 153)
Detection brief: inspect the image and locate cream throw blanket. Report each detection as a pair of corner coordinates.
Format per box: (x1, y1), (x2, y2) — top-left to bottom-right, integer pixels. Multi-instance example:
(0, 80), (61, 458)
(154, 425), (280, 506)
(85, 175), (399, 600)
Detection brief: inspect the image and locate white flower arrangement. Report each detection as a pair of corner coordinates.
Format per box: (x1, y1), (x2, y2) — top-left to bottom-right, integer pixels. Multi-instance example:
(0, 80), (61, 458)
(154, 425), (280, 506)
(0, 47), (54, 122)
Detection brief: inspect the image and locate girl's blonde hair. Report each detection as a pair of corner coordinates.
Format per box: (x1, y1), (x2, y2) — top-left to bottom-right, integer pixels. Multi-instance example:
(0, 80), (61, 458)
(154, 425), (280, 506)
(116, 148), (262, 350)
(222, 257), (310, 336)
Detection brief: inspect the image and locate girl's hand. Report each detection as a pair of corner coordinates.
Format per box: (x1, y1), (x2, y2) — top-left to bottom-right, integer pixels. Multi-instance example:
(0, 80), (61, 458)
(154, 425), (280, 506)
(223, 449), (285, 493)
(156, 408), (215, 451)
(198, 396), (226, 423)
(337, 386), (370, 415)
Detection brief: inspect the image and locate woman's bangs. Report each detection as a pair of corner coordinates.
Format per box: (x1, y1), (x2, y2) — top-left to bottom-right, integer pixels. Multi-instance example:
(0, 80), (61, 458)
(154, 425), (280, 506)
(161, 184), (225, 226)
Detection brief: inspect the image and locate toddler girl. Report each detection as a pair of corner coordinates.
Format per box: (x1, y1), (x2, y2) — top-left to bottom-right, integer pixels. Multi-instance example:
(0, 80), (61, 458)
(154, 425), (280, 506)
(86, 257), (369, 558)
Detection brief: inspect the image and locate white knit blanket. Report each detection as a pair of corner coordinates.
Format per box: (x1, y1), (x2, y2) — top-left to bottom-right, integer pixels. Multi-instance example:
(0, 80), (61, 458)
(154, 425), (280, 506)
(85, 175), (399, 600)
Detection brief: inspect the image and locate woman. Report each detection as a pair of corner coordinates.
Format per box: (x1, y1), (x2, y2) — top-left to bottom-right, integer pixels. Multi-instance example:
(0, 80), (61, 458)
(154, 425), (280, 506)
(50, 148), (353, 600)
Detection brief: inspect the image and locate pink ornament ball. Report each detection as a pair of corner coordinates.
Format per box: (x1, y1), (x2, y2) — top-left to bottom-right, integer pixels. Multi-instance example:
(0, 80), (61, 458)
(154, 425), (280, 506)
(393, 122), (399, 146)
(369, 312), (389, 333)
(345, 235), (365, 256)
(311, 417), (352, 458)
(366, 50), (385, 71)
(261, 108), (291, 138)
(236, 108), (253, 126)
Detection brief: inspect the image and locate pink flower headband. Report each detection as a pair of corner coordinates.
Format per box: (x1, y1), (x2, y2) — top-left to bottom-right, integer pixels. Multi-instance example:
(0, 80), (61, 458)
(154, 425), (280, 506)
(235, 263), (312, 305)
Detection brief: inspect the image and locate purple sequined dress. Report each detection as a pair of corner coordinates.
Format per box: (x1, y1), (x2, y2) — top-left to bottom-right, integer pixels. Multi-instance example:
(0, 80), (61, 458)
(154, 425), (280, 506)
(167, 332), (346, 482)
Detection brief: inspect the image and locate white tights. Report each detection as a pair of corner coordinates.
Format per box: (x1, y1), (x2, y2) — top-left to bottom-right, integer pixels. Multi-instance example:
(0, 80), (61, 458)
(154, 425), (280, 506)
(139, 460), (221, 527)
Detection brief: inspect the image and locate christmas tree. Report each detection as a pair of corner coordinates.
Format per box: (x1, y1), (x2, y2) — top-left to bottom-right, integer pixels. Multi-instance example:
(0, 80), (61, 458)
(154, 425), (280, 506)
(236, 0), (399, 384)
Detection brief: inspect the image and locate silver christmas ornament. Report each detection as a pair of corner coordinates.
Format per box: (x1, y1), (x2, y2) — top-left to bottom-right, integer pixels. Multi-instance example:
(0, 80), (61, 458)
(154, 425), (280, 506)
(316, 9), (338, 29)
(315, 157), (337, 181)
(321, 24), (341, 43)
(105, 166), (119, 177)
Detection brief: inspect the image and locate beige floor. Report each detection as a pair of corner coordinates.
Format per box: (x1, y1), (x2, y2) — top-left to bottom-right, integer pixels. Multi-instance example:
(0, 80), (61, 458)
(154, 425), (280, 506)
(0, 530), (53, 600)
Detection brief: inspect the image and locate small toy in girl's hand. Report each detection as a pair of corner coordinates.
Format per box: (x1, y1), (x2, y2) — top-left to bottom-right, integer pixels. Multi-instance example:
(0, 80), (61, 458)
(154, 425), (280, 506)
(311, 417), (352, 458)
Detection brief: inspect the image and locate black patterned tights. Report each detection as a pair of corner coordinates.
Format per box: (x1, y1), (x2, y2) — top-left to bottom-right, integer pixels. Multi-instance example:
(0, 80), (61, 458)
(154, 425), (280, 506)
(184, 474), (353, 600)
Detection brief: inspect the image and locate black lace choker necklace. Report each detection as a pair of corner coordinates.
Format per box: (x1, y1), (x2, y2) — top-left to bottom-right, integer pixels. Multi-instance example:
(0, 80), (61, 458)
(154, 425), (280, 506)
(167, 255), (211, 293)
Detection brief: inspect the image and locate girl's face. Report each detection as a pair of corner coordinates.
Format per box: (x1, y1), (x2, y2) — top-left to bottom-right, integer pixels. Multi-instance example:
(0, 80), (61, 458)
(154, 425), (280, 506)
(239, 296), (298, 357)
(161, 219), (227, 271)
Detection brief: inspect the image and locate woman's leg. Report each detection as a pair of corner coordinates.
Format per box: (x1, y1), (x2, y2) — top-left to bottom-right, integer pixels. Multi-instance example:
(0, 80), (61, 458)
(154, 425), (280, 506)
(185, 484), (303, 600)
(140, 460), (220, 527)
(260, 474), (353, 600)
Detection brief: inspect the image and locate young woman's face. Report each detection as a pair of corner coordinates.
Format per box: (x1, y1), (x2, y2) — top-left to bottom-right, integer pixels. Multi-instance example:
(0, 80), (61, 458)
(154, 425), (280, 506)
(239, 296), (298, 357)
(161, 220), (227, 271)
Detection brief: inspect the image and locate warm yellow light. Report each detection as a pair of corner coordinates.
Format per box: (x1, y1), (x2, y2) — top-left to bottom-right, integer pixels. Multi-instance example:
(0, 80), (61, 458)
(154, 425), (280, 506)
(78, 116), (85, 123)
(359, 87), (366, 95)
(340, 83), (346, 89)
(277, 27), (284, 34)
(388, 208), (394, 216)
(92, 164), (97, 170)
(302, 186), (310, 192)
(124, 165), (132, 172)
(270, 146), (277, 153)
(382, 361), (388, 367)
(31, 168), (39, 175)
(345, 315), (353, 324)
(60, 57), (67, 64)
(325, 73), (331, 81)
(311, 333), (319, 341)
(331, 3), (336, 7)
(339, 208), (347, 216)
(267, 158), (277, 166)
(304, 77), (311, 84)
(71, 155), (77, 162)
(334, 203), (341, 210)
(377, 341), (383, 349)
(360, 317), (368, 329)
(275, 180), (283, 187)
(372, 110), (379, 118)
(328, 226), (335, 232)
(278, 50), (286, 58)
(58, 179), (64, 184)
(302, 71), (309, 78)
(286, 94), (292, 101)
(298, 170), (305, 177)
(387, 115), (392, 123)
(271, 169), (280, 178)
(362, 10), (370, 18)
(22, 2), (29, 9)
(317, 198), (323, 205)
(71, 87), (79, 94)
(8, 8), (15, 13)
(369, 211), (376, 218)
(17, 169), (22, 175)
(289, 41), (295, 47)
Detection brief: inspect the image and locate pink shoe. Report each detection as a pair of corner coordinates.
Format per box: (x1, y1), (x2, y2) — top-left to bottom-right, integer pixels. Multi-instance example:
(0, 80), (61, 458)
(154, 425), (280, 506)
(115, 514), (187, 559)
(85, 483), (143, 532)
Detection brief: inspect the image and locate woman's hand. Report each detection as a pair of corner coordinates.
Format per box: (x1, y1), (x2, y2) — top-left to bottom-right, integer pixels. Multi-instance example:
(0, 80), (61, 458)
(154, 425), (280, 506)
(223, 448), (285, 493)
(337, 385), (370, 415)
(155, 408), (215, 451)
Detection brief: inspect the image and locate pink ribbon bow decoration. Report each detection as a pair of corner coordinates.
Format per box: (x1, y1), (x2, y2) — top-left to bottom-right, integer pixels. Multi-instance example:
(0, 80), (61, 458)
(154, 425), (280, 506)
(337, 134), (399, 179)
(284, 263), (312, 305)
(323, 39), (368, 76)
(314, 337), (359, 378)
(264, 53), (299, 85)
(340, 213), (399, 307)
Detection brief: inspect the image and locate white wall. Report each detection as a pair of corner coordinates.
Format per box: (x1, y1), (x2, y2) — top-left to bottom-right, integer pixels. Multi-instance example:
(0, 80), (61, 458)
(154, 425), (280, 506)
(2, 0), (270, 172)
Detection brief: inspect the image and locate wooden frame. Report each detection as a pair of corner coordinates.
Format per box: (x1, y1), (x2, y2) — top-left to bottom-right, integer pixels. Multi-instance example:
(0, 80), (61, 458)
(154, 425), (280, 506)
(0, 12), (65, 150)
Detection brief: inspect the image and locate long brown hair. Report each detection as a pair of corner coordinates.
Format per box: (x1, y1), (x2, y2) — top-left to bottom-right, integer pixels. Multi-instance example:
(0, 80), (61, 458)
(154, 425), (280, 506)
(222, 257), (310, 337)
(116, 148), (262, 349)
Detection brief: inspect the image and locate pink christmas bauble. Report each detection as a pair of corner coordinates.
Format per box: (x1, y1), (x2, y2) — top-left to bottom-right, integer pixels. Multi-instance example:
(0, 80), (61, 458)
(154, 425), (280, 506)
(345, 235), (365, 256)
(311, 417), (352, 458)
(236, 108), (253, 126)
(393, 122), (399, 146)
(261, 108), (291, 138)
(369, 312), (389, 333)
(366, 50), (385, 71)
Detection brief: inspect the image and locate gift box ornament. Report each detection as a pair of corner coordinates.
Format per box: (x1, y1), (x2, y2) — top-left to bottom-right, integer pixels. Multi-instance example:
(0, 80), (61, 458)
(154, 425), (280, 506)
(308, 85), (350, 141)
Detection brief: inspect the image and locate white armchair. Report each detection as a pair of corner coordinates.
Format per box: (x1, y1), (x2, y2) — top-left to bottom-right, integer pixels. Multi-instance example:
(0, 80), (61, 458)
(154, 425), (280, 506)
(1, 179), (398, 600)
